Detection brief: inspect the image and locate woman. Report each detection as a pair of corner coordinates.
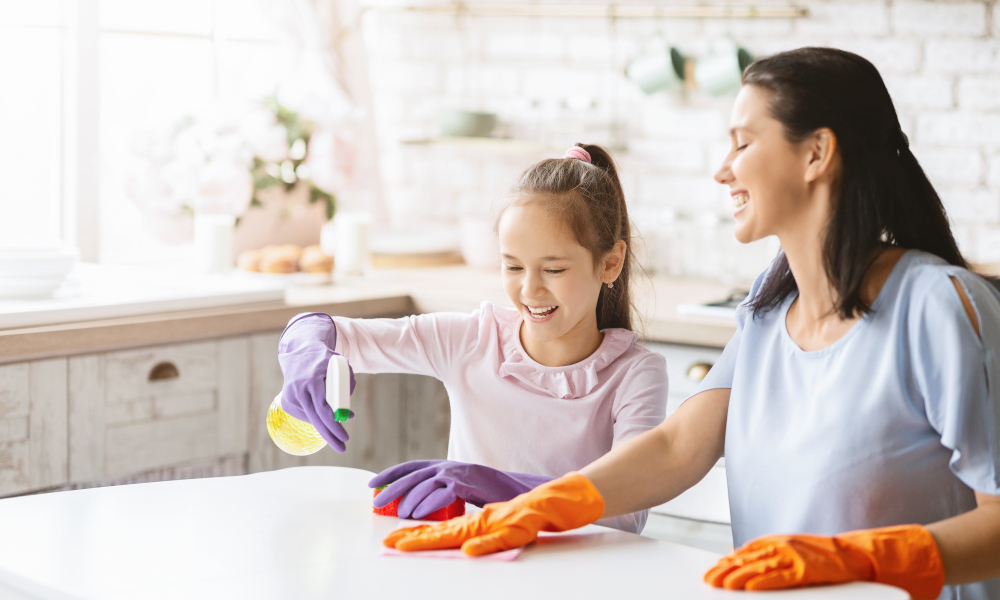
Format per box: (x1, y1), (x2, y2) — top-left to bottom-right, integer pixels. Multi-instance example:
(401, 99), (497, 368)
(383, 48), (1000, 600)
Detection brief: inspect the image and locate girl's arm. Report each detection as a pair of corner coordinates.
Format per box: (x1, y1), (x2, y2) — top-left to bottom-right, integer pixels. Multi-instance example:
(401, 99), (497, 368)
(285, 308), (483, 380)
(928, 491), (1000, 584)
(581, 386), (730, 518)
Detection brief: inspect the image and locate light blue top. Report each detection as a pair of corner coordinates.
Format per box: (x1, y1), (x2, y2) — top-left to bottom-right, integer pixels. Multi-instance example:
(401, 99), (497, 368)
(697, 249), (1000, 600)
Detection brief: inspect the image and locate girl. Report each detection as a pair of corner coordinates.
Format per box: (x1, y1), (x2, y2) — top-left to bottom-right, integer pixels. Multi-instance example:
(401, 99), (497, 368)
(383, 48), (1000, 600)
(277, 144), (667, 533)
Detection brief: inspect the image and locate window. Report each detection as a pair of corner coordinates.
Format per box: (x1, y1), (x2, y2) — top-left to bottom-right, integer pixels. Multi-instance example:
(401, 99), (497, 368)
(0, 0), (292, 263)
(0, 1), (65, 247)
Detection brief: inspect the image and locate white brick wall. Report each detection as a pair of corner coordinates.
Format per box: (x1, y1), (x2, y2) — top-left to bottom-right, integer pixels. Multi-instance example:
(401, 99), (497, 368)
(362, 0), (1000, 274)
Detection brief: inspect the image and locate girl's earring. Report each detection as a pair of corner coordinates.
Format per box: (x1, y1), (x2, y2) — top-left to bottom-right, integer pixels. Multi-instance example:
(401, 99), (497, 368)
(606, 281), (614, 289)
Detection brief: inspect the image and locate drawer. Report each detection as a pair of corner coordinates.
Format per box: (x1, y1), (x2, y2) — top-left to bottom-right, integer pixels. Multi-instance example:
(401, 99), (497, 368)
(69, 338), (250, 482)
(102, 341), (218, 404)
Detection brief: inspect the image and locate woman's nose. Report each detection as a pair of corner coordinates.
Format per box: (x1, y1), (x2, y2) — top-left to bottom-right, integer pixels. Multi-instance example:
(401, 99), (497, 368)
(714, 153), (734, 185)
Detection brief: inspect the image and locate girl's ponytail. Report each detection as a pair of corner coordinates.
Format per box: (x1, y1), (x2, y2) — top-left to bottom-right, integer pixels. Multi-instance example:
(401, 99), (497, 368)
(504, 143), (636, 332)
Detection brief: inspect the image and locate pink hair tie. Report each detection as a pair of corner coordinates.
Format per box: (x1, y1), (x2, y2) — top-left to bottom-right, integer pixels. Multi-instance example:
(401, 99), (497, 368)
(563, 146), (592, 164)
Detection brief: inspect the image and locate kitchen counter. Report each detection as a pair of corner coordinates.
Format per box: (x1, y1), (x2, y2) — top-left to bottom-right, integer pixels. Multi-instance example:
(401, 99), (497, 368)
(0, 265), (737, 364)
(0, 466), (904, 600)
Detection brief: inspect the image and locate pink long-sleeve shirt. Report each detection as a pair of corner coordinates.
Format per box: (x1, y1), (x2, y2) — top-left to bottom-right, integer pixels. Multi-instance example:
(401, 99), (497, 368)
(331, 301), (667, 475)
(285, 301), (668, 533)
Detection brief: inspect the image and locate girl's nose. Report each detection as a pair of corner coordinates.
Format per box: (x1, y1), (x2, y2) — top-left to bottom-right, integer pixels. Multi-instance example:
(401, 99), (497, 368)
(522, 270), (544, 298)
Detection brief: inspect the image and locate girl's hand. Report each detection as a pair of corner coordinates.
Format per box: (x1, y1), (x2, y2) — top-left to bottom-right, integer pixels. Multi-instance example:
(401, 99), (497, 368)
(277, 314), (356, 452)
(369, 460), (552, 519)
(383, 472), (604, 555)
(704, 525), (945, 600)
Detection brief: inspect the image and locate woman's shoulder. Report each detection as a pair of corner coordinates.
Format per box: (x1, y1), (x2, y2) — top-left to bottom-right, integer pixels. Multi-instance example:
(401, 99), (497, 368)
(890, 250), (1000, 336)
(894, 250), (997, 302)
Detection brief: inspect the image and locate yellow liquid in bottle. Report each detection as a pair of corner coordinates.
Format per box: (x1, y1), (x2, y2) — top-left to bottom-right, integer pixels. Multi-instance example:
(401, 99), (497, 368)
(266, 395), (327, 456)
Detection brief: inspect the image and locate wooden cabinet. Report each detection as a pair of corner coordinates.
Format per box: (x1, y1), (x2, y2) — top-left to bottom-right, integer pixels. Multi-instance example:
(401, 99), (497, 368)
(0, 359), (68, 496)
(0, 330), (451, 497)
(68, 338), (250, 482)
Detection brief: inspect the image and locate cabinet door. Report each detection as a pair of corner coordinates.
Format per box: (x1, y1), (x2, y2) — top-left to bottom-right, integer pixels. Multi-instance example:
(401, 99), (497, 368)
(68, 338), (250, 482)
(0, 359), (68, 496)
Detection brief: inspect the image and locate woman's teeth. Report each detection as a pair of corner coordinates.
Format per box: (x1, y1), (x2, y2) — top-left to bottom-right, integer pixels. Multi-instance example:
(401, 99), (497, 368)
(733, 193), (749, 209)
(527, 305), (557, 319)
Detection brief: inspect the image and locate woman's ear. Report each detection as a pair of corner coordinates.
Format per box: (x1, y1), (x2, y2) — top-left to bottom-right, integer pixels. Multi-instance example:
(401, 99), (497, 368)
(804, 127), (838, 184)
(601, 240), (628, 283)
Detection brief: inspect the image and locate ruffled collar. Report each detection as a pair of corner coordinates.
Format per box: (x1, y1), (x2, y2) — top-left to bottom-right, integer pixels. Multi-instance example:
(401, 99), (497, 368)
(495, 308), (638, 399)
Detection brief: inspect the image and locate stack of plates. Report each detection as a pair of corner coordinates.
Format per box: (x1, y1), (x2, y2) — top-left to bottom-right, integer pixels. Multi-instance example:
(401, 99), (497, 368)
(0, 246), (80, 299)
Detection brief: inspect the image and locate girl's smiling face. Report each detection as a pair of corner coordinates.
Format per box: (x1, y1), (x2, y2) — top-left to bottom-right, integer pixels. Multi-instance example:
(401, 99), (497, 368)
(498, 201), (610, 354)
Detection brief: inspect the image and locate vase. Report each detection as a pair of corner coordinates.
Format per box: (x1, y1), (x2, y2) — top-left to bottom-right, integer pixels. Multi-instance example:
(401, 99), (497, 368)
(193, 214), (236, 272)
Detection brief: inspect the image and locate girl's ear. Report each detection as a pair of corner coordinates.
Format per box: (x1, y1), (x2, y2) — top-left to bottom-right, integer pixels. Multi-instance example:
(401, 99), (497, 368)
(804, 127), (838, 184)
(601, 240), (628, 283)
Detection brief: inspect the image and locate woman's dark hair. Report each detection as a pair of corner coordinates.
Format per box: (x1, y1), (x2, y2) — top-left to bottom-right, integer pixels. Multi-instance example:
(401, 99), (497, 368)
(499, 143), (635, 331)
(743, 47), (968, 319)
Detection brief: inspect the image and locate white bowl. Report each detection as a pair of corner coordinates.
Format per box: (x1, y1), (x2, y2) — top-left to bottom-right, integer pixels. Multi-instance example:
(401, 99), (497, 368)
(0, 246), (79, 297)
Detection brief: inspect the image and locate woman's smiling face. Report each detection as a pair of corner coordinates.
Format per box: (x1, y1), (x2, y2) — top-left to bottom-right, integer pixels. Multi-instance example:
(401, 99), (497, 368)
(498, 200), (604, 346)
(714, 84), (817, 244)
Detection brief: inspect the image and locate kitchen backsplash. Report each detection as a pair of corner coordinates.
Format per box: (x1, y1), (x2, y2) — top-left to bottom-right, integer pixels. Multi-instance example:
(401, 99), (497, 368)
(360, 0), (1000, 283)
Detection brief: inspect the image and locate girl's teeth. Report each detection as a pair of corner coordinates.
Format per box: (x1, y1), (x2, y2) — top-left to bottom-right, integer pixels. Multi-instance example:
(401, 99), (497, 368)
(733, 194), (749, 208)
(527, 305), (557, 318)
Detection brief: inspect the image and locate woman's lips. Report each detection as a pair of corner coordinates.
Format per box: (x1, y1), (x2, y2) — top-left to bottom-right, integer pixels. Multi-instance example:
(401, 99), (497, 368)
(732, 191), (750, 215)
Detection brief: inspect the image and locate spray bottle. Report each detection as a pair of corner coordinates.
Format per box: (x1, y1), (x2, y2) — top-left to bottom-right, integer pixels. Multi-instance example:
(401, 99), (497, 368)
(266, 355), (351, 456)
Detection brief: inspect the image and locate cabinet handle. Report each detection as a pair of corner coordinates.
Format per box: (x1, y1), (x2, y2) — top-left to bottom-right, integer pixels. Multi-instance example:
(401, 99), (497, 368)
(149, 362), (180, 381)
(686, 362), (713, 382)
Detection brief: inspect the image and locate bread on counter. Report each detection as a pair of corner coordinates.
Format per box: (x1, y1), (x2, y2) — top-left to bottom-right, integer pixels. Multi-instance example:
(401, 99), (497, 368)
(238, 244), (333, 274)
(300, 245), (334, 273)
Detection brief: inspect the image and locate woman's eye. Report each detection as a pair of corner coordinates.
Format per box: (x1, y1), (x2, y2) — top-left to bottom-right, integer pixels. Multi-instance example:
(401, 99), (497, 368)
(545, 269), (565, 275)
(736, 144), (748, 151)
(504, 265), (523, 272)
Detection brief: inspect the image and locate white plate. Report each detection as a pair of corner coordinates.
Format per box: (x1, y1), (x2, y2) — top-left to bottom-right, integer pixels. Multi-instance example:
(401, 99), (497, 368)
(0, 246), (79, 263)
(0, 279), (64, 299)
(237, 270), (331, 285)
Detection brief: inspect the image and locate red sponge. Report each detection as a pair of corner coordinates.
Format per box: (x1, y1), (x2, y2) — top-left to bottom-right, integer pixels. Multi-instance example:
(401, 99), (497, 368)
(373, 487), (466, 521)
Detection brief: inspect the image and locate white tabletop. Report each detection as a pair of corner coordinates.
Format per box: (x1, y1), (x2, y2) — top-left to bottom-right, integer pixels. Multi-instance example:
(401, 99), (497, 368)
(0, 467), (907, 600)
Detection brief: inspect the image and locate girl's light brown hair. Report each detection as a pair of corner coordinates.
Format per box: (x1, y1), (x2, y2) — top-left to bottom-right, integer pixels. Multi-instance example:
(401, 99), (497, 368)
(499, 143), (635, 331)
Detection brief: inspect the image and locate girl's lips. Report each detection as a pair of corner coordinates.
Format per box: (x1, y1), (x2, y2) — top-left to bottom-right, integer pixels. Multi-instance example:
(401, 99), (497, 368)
(524, 304), (558, 322)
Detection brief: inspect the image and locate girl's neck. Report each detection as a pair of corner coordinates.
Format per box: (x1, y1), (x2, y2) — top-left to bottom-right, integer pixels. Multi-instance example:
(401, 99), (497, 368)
(519, 316), (604, 368)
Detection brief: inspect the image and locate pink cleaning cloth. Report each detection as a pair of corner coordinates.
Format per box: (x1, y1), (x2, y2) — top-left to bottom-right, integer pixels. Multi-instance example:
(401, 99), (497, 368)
(379, 546), (523, 561)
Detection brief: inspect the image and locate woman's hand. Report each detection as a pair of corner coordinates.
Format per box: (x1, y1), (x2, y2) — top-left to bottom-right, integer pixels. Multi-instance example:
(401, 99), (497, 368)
(383, 472), (604, 556)
(369, 460), (551, 519)
(704, 525), (945, 600)
(277, 314), (356, 452)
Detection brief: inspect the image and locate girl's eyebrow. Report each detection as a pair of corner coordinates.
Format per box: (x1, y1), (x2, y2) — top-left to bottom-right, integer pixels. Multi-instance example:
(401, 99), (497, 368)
(501, 254), (569, 261)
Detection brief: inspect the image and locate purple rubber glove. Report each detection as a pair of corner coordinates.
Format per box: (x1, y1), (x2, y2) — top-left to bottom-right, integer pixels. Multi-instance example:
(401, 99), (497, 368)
(277, 313), (357, 452)
(368, 460), (553, 519)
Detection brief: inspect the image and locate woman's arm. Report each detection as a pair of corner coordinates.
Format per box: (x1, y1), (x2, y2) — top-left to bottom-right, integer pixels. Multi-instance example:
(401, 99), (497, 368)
(928, 486), (1000, 584)
(582, 387), (730, 518)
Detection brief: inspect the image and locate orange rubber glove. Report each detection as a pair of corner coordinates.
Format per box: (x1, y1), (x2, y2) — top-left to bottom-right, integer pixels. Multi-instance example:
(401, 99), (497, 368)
(383, 472), (604, 556)
(704, 524), (945, 600)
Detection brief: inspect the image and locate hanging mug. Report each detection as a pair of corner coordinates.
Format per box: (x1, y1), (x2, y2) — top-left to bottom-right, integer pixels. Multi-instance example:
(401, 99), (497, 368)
(694, 42), (753, 96)
(626, 46), (687, 95)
